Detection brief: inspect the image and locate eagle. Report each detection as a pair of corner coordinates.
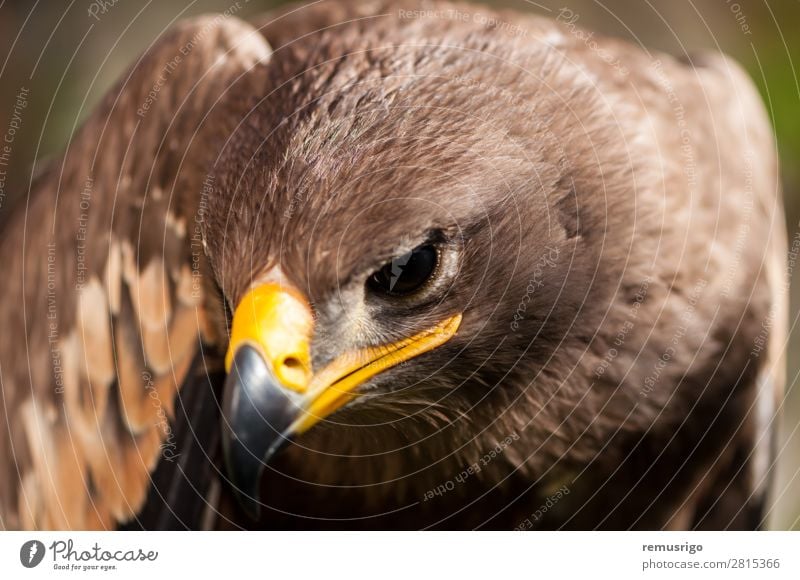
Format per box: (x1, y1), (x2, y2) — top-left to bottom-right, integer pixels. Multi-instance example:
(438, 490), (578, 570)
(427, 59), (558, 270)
(0, 0), (786, 530)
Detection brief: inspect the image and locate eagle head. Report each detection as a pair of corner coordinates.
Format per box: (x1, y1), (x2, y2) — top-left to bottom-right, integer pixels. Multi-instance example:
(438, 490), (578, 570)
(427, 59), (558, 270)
(198, 16), (630, 519)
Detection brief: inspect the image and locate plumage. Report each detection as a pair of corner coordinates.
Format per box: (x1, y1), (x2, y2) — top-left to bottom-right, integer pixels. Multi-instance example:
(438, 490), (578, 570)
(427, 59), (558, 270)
(0, 0), (785, 530)
(0, 13), (271, 529)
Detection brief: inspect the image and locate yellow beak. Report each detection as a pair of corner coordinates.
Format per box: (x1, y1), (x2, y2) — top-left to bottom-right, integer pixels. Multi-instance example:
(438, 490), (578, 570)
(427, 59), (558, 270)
(221, 282), (461, 517)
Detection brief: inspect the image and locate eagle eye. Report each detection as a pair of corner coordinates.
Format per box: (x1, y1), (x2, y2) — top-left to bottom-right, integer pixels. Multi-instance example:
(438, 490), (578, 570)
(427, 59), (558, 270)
(367, 244), (438, 297)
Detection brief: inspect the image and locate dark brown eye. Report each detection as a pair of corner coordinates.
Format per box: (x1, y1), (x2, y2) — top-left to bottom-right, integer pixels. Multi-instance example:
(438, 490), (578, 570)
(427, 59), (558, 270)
(367, 244), (438, 297)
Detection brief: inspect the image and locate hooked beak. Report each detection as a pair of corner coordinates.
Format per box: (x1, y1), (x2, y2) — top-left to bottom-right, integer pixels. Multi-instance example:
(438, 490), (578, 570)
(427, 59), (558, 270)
(221, 283), (461, 518)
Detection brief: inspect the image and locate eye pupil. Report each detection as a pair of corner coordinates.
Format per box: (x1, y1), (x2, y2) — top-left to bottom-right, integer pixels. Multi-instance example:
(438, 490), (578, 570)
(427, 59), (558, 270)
(368, 244), (438, 296)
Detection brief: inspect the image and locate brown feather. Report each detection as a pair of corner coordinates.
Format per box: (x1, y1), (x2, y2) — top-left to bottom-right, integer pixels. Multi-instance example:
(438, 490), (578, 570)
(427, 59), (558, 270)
(77, 278), (116, 388)
(105, 241), (123, 316)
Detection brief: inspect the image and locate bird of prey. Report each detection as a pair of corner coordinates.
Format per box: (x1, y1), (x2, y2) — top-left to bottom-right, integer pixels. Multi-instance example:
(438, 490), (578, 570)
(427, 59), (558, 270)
(0, 0), (786, 530)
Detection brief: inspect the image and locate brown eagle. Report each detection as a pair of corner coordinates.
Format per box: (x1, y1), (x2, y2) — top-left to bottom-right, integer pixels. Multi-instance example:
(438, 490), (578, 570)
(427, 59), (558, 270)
(0, 0), (786, 530)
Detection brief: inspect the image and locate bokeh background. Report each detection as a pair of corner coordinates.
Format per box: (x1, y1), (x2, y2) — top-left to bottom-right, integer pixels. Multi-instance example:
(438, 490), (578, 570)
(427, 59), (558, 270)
(0, 0), (798, 528)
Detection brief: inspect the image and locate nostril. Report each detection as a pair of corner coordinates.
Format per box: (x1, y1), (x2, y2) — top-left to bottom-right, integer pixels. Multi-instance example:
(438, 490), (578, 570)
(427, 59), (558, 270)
(275, 355), (309, 390)
(282, 356), (303, 371)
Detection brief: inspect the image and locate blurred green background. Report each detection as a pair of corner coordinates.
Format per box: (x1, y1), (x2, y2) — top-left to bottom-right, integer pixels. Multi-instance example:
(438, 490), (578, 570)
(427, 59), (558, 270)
(0, 0), (797, 528)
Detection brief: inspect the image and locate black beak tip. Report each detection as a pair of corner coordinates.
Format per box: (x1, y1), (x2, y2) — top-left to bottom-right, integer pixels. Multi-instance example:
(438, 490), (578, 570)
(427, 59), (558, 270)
(221, 345), (301, 520)
(224, 429), (293, 520)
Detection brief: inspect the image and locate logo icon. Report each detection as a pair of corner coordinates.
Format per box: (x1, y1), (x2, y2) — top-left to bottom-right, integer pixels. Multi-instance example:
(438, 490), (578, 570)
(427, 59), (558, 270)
(389, 252), (413, 292)
(20, 540), (45, 568)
